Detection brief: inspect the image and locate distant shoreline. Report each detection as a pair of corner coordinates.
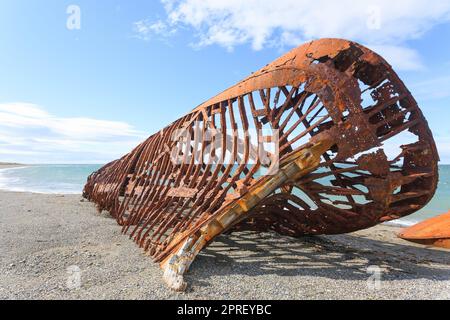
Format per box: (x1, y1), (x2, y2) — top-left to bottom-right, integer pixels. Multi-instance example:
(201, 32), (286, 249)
(0, 162), (27, 169)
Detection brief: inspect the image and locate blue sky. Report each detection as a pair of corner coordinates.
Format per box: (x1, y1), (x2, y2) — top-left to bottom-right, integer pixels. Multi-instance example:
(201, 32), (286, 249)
(1, 0), (450, 164)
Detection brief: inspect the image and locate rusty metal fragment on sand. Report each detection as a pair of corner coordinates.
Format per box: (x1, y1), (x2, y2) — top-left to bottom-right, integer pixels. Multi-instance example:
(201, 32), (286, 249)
(398, 211), (450, 249)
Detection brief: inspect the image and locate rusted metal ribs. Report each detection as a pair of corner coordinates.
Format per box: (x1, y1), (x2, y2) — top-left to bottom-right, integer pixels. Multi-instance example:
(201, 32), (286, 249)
(84, 38), (439, 291)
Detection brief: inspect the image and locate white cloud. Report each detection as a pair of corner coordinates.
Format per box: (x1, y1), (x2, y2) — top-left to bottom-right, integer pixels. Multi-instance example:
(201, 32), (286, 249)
(0, 103), (145, 164)
(410, 76), (450, 101)
(365, 44), (425, 71)
(133, 19), (177, 41)
(136, 0), (450, 69)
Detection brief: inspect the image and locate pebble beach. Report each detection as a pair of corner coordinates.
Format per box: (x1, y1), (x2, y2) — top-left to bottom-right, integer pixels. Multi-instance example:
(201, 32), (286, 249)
(0, 184), (448, 300)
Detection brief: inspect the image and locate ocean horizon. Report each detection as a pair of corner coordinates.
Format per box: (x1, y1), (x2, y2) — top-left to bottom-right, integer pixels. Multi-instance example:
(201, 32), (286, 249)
(0, 164), (103, 195)
(0, 164), (448, 227)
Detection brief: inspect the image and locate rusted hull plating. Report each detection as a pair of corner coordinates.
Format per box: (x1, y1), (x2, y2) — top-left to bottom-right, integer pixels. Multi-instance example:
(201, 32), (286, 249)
(84, 39), (439, 290)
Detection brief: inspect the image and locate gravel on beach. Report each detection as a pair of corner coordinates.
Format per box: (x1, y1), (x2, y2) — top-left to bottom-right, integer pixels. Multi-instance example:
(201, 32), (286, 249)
(0, 190), (448, 300)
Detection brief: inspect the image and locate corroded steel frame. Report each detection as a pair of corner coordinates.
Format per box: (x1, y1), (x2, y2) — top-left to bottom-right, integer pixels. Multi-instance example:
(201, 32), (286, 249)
(84, 38), (439, 290)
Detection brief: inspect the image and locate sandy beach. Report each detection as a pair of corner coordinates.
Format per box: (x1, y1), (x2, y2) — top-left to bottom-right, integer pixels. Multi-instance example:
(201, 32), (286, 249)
(0, 163), (25, 169)
(0, 187), (448, 300)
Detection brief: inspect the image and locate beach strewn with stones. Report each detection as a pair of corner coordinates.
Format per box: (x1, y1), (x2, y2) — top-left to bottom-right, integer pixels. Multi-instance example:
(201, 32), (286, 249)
(0, 189), (448, 300)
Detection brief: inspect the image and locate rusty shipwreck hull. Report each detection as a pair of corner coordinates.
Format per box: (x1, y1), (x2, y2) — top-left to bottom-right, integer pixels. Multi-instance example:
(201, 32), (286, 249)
(84, 38), (439, 290)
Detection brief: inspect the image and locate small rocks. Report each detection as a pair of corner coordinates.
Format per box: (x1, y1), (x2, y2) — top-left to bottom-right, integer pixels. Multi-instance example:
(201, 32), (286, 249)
(1, 191), (449, 300)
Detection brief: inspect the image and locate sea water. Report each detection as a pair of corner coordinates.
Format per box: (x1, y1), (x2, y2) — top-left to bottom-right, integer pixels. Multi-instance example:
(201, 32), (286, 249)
(0, 164), (448, 225)
(395, 164), (450, 226)
(0, 164), (102, 194)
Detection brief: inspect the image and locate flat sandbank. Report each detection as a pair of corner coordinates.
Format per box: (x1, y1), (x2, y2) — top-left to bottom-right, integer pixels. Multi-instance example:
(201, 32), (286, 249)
(0, 163), (26, 170)
(0, 190), (448, 300)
